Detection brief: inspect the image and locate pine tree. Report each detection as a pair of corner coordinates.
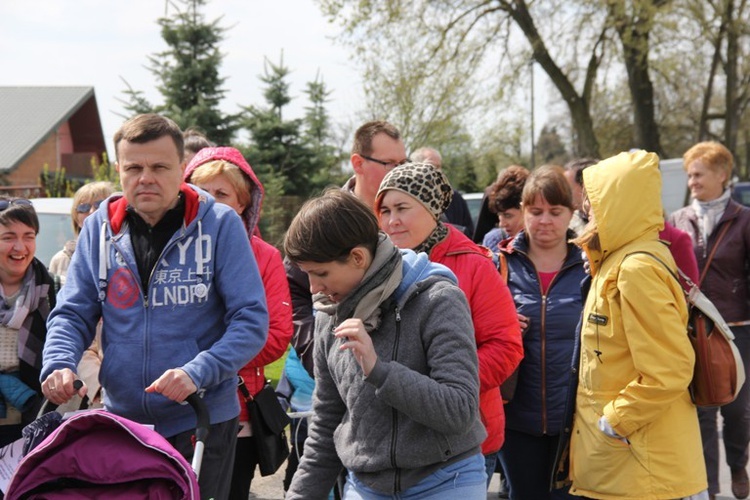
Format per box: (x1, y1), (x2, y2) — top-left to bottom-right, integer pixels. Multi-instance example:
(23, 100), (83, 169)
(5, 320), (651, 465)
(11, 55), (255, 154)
(242, 55), (316, 197)
(303, 72), (347, 190)
(120, 0), (238, 145)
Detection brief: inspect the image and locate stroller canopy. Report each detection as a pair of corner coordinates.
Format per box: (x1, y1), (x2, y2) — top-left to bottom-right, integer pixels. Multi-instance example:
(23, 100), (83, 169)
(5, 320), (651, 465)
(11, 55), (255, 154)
(6, 409), (199, 499)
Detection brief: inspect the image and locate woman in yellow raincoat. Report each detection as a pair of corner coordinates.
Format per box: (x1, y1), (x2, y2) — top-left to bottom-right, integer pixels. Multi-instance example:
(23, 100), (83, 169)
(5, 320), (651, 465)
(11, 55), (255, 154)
(569, 150), (707, 499)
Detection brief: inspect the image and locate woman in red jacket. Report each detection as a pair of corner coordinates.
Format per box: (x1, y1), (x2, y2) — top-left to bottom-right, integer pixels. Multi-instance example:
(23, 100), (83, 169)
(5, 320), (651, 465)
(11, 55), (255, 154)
(185, 147), (293, 500)
(375, 162), (524, 487)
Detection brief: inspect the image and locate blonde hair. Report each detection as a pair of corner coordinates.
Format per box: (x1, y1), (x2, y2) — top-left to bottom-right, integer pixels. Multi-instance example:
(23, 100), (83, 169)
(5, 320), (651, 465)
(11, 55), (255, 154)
(683, 141), (733, 188)
(72, 181), (116, 235)
(571, 219), (600, 251)
(188, 160), (253, 209)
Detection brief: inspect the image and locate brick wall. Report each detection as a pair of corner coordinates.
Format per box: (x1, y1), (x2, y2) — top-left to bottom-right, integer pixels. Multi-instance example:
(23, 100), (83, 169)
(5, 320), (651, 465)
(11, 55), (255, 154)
(8, 133), (59, 186)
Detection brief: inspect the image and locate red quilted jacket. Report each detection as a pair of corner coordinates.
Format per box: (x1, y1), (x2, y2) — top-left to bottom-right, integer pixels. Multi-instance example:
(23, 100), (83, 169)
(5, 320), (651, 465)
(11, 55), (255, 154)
(184, 147), (294, 421)
(430, 225), (524, 454)
(237, 236), (293, 420)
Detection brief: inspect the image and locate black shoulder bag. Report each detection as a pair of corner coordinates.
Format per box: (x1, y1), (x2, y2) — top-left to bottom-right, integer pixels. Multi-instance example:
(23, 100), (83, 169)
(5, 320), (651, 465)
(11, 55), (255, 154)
(237, 376), (292, 476)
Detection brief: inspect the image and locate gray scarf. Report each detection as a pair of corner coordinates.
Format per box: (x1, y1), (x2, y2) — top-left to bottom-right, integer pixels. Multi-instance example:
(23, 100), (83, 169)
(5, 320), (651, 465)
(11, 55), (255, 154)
(314, 234), (403, 333)
(0, 264), (49, 368)
(692, 188), (731, 243)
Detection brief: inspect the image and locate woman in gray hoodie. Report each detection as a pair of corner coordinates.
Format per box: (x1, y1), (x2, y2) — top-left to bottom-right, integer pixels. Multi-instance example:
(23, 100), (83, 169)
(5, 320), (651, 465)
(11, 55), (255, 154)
(284, 189), (487, 500)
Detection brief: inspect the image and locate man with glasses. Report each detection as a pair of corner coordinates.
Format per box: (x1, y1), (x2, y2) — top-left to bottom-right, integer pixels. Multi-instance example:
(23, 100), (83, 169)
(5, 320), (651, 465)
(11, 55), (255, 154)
(40, 114), (269, 500)
(345, 121), (408, 210)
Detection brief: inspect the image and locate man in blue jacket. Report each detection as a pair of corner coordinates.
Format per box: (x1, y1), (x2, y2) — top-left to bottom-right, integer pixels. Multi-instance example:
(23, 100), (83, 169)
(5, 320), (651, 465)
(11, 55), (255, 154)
(40, 114), (269, 500)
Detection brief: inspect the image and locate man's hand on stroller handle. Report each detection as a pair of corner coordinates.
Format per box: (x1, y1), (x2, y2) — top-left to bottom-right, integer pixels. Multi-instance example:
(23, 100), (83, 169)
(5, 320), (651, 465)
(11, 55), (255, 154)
(42, 368), (87, 405)
(145, 368), (197, 403)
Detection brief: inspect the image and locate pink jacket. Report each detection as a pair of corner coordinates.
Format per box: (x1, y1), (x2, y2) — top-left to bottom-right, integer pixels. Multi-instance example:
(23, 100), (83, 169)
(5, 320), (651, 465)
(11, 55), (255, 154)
(185, 147), (293, 420)
(659, 221), (700, 284)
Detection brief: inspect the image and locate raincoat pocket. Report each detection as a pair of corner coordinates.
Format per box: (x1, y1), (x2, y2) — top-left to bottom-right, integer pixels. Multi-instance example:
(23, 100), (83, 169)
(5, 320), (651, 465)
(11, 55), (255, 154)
(571, 406), (649, 496)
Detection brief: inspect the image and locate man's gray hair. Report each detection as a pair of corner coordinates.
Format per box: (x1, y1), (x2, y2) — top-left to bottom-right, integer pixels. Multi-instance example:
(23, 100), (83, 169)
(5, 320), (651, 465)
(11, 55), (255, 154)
(411, 147), (442, 169)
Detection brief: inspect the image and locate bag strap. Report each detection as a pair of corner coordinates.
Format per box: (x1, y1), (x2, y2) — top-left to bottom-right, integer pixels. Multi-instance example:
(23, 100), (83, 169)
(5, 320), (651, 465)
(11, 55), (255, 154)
(699, 215), (734, 286)
(624, 251), (691, 295)
(237, 375), (253, 402)
(237, 376), (274, 403)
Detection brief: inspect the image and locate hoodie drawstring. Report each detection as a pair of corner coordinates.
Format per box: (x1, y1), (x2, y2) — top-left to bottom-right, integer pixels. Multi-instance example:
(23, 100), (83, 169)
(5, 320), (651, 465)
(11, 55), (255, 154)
(97, 221), (109, 302)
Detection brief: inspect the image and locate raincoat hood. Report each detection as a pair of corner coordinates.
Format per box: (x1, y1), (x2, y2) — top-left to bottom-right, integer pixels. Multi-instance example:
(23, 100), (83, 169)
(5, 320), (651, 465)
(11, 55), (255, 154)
(583, 150), (664, 273)
(184, 146), (264, 237)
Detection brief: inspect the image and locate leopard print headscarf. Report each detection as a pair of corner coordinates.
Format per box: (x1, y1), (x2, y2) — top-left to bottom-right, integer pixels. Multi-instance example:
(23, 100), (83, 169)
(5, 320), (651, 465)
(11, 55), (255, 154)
(375, 162), (453, 220)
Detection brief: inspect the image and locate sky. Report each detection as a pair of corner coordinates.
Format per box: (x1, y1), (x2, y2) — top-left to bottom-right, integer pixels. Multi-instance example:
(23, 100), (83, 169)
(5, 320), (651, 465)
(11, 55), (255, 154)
(0, 0), (365, 156)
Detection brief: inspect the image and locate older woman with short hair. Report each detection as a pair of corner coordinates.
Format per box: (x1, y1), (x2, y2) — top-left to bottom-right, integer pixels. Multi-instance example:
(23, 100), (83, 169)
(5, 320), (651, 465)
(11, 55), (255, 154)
(669, 141), (750, 500)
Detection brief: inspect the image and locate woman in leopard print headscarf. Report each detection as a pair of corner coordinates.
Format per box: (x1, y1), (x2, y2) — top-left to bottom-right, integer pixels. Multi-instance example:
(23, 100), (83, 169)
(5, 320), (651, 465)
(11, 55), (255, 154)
(375, 162), (524, 489)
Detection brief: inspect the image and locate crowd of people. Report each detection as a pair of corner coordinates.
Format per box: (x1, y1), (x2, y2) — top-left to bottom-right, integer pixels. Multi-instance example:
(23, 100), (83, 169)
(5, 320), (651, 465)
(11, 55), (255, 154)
(0, 112), (746, 500)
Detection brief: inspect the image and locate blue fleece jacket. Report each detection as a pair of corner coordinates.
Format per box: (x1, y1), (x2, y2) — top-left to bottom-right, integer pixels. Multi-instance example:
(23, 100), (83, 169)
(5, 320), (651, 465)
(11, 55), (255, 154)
(42, 184), (269, 438)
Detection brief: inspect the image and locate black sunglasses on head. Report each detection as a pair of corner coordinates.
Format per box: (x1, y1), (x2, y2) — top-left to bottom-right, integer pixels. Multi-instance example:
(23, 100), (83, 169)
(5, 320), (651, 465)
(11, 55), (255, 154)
(0, 198), (32, 212)
(76, 200), (104, 214)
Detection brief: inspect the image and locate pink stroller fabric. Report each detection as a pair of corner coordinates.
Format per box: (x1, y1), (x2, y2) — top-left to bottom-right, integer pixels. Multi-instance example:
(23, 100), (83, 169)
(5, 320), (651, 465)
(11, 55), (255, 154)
(5, 410), (199, 499)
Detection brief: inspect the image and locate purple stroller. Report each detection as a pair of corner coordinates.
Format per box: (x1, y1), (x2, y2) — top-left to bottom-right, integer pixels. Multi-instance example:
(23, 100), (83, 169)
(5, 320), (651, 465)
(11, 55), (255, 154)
(4, 395), (208, 499)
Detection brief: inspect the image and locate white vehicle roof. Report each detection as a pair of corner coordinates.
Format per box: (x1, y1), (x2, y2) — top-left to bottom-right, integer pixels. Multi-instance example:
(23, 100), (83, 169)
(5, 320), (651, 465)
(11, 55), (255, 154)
(30, 198), (74, 215)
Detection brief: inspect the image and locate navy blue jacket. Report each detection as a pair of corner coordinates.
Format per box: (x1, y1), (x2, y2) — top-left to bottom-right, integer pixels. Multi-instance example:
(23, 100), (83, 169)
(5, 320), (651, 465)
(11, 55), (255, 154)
(500, 231), (586, 436)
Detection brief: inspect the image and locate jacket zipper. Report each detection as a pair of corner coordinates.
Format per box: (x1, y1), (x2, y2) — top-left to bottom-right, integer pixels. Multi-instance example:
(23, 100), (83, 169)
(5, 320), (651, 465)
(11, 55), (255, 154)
(143, 224), (188, 306)
(110, 222), (189, 418)
(539, 262), (577, 435)
(390, 306), (401, 493)
(540, 293), (548, 434)
(521, 252), (575, 436)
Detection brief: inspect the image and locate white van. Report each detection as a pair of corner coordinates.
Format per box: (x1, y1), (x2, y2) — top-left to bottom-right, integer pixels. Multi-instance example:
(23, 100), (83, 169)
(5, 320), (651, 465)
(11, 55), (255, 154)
(30, 198), (75, 268)
(660, 158), (688, 216)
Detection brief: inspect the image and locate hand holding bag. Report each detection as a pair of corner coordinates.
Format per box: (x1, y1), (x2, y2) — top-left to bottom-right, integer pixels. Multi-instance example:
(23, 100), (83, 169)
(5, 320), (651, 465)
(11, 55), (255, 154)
(238, 377), (292, 476)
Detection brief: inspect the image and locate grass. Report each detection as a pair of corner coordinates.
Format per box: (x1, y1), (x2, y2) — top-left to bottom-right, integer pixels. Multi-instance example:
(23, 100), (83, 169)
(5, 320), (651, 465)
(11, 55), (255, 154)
(264, 346), (290, 388)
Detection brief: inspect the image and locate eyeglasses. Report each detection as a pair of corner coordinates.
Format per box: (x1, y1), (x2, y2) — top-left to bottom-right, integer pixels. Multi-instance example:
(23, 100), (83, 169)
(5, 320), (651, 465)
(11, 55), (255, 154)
(361, 155), (410, 171)
(76, 200), (104, 214)
(0, 198), (32, 212)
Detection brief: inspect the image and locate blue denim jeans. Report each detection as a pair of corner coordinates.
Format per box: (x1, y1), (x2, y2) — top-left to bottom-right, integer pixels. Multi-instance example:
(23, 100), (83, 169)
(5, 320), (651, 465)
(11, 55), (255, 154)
(484, 452), (497, 489)
(342, 453), (487, 499)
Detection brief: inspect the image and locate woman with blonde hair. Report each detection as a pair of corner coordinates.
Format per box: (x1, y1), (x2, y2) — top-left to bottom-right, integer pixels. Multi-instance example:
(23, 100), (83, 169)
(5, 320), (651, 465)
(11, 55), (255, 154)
(49, 181), (115, 284)
(49, 182), (115, 410)
(185, 147), (293, 500)
(668, 141), (750, 500)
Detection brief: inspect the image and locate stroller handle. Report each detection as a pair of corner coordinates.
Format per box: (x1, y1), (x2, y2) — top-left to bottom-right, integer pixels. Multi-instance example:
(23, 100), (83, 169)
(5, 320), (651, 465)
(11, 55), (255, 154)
(40, 380), (86, 415)
(185, 393), (210, 443)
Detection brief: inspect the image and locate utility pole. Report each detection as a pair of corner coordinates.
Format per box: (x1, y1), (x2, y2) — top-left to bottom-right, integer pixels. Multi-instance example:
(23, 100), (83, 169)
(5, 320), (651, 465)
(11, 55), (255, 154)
(530, 58), (535, 169)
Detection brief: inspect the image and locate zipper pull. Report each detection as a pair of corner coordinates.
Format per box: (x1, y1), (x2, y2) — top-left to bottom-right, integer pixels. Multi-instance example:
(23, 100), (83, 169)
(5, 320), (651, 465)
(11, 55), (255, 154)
(395, 306), (401, 322)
